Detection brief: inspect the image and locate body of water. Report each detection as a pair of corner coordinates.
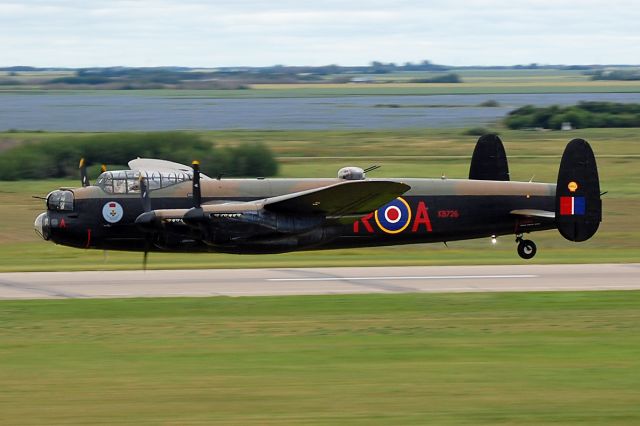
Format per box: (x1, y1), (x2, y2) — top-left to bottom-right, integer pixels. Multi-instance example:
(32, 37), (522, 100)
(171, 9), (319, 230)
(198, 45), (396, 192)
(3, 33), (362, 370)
(2, 92), (640, 131)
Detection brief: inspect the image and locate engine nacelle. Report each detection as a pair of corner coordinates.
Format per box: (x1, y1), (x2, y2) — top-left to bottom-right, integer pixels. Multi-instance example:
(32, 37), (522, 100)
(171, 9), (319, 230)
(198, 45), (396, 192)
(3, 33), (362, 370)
(224, 226), (343, 253)
(208, 210), (324, 235)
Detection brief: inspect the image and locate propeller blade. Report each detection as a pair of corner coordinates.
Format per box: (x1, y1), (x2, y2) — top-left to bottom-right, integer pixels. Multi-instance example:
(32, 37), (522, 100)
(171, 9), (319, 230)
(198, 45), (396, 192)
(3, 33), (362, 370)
(79, 158), (90, 187)
(139, 175), (151, 213)
(192, 160), (201, 208)
(142, 246), (149, 271)
(138, 174), (153, 271)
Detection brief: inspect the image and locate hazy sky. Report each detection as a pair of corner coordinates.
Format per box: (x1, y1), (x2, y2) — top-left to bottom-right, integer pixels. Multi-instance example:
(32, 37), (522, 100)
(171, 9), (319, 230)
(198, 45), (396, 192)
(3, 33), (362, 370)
(1, 0), (639, 67)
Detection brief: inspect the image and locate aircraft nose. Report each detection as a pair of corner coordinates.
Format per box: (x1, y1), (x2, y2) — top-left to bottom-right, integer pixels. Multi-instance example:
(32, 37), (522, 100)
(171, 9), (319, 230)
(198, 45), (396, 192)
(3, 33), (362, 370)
(34, 212), (50, 240)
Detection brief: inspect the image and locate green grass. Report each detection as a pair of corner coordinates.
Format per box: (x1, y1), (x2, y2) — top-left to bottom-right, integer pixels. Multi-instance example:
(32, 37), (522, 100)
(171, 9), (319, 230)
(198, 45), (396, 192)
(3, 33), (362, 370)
(1, 241), (639, 272)
(1, 292), (639, 424)
(4, 127), (640, 158)
(1, 128), (638, 271)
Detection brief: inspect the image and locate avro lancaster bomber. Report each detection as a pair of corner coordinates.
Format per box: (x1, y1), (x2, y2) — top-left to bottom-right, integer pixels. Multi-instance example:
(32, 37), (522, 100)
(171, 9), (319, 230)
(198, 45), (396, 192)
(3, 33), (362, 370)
(34, 135), (601, 267)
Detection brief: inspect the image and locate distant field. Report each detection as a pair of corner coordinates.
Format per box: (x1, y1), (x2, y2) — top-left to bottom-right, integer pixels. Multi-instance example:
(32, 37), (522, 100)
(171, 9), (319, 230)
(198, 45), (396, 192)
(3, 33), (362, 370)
(1, 292), (639, 424)
(0, 128), (638, 271)
(250, 81), (640, 96)
(344, 69), (590, 82)
(4, 82), (637, 98)
(2, 68), (640, 97)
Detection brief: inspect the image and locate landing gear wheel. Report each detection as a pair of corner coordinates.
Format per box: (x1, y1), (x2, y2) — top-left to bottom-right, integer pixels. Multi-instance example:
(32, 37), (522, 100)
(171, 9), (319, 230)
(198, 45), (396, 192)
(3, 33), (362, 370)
(517, 239), (537, 260)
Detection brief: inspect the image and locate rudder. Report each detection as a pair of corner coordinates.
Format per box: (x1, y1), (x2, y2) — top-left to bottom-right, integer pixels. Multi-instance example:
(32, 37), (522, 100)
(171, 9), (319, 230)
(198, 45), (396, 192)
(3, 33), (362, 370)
(556, 138), (601, 242)
(469, 134), (510, 181)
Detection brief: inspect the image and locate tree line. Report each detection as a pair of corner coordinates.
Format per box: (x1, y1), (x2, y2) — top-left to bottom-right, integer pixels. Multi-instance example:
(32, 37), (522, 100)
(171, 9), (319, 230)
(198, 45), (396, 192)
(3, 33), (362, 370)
(587, 69), (640, 81)
(504, 102), (640, 130)
(0, 132), (278, 180)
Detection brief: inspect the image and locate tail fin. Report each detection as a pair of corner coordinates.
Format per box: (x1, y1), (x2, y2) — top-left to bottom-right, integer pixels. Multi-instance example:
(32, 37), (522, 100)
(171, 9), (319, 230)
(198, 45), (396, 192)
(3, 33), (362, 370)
(469, 134), (510, 181)
(556, 138), (601, 242)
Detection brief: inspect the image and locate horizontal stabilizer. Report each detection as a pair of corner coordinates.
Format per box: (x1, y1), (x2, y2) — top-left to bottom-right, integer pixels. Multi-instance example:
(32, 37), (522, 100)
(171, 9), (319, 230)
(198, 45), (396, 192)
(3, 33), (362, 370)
(469, 134), (510, 181)
(511, 209), (555, 220)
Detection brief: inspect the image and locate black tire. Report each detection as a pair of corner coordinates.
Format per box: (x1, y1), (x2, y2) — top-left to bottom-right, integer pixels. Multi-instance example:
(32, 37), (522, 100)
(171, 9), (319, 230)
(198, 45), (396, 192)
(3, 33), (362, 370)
(517, 239), (537, 259)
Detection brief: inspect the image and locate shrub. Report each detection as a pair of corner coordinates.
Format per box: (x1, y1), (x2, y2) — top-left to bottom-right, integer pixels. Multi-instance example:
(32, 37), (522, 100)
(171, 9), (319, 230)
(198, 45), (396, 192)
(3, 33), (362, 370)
(478, 100), (500, 107)
(409, 73), (462, 83)
(463, 127), (498, 136)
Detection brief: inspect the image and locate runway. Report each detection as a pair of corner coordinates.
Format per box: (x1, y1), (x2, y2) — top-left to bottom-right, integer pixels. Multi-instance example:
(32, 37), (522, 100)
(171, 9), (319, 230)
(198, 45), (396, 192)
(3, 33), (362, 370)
(0, 263), (638, 300)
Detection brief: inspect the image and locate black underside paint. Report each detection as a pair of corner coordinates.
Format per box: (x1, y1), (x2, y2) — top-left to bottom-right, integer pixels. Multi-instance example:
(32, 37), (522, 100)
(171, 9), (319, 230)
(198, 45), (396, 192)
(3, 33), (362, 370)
(43, 193), (556, 254)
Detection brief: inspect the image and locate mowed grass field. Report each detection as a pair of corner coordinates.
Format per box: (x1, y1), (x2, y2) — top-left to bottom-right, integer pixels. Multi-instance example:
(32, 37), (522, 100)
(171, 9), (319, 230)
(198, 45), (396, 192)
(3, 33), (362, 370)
(0, 128), (638, 271)
(1, 292), (639, 425)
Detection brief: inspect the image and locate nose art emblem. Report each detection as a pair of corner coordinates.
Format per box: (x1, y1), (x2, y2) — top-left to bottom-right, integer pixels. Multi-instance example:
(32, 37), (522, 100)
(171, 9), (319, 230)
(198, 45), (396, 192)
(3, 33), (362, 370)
(102, 201), (124, 223)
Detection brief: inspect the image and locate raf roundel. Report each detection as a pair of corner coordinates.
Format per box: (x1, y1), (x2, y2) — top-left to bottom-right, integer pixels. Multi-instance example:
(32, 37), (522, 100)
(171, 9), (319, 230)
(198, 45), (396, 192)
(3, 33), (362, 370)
(102, 201), (124, 224)
(374, 197), (412, 234)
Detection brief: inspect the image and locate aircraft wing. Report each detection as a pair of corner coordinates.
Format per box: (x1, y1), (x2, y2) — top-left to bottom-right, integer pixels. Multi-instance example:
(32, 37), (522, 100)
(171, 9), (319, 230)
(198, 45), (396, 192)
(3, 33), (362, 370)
(510, 209), (555, 220)
(263, 180), (411, 217)
(138, 180), (411, 226)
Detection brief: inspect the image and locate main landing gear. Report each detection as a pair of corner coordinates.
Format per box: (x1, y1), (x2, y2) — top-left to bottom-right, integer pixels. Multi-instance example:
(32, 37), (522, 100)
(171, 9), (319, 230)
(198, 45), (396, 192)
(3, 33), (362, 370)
(516, 234), (537, 259)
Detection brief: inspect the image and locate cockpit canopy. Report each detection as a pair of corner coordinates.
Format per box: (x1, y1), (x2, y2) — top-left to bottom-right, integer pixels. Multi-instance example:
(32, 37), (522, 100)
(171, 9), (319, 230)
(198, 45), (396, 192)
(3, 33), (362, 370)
(47, 190), (74, 211)
(95, 170), (192, 194)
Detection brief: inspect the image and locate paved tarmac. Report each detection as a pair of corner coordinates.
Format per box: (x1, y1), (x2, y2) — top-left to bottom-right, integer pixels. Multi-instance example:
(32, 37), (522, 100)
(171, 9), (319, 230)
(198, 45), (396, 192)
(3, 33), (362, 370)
(0, 263), (638, 300)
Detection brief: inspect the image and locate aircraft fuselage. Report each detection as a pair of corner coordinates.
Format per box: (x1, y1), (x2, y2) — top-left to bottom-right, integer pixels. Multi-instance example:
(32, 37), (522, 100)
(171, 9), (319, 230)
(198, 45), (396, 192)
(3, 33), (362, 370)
(36, 177), (556, 254)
